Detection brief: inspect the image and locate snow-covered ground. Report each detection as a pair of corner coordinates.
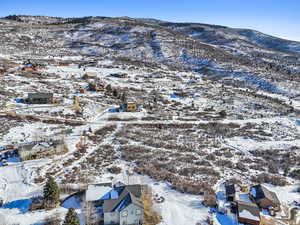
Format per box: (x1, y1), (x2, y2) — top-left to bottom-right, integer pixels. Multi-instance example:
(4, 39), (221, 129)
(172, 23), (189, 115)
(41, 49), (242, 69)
(0, 17), (299, 224)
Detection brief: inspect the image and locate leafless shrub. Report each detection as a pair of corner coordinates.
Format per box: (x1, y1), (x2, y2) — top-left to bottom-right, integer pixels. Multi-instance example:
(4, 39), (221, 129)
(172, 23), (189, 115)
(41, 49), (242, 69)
(107, 166), (122, 174)
(251, 173), (288, 186)
(205, 154), (216, 161)
(235, 162), (247, 172)
(289, 169), (300, 180)
(216, 159), (233, 168)
(43, 213), (62, 225)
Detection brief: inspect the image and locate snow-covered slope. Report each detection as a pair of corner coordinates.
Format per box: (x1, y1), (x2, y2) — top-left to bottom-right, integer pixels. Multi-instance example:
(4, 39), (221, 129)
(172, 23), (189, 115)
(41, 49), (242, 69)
(0, 15), (299, 225)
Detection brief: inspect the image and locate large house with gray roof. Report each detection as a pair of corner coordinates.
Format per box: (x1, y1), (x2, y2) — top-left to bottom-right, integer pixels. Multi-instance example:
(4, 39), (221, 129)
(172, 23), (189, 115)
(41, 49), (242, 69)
(250, 184), (280, 209)
(84, 183), (144, 225)
(26, 93), (53, 104)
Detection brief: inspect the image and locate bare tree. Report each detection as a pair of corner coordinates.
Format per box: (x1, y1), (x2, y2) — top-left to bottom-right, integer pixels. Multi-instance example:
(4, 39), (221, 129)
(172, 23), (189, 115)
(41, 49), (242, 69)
(83, 201), (101, 225)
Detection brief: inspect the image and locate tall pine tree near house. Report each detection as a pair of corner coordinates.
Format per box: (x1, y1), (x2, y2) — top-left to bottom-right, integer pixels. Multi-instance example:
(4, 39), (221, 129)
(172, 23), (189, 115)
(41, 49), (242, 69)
(121, 92), (127, 103)
(63, 208), (80, 225)
(43, 176), (60, 209)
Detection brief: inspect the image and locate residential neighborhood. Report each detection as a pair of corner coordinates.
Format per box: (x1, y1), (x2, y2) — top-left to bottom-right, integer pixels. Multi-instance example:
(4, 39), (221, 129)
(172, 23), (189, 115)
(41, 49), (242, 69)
(0, 3), (300, 225)
(212, 182), (300, 225)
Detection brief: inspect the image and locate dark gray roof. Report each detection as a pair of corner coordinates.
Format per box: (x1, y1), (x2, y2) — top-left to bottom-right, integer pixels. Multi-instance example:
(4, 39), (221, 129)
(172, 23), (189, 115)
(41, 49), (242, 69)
(103, 198), (122, 213)
(130, 192), (143, 208)
(251, 184), (280, 205)
(90, 182), (112, 187)
(28, 93), (53, 99)
(125, 185), (142, 198)
(103, 185), (143, 213)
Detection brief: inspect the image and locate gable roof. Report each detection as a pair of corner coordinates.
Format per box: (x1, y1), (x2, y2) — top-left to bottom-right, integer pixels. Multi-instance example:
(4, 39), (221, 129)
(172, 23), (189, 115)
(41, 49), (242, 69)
(237, 201), (260, 222)
(103, 185), (143, 213)
(124, 185), (142, 198)
(251, 184), (280, 205)
(103, 188), (130, 212)
(28, 93), (53, 99)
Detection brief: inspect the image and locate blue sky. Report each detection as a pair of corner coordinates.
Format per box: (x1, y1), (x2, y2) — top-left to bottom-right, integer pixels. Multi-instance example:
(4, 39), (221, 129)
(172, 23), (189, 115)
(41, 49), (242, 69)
(1, 0), (299, 41)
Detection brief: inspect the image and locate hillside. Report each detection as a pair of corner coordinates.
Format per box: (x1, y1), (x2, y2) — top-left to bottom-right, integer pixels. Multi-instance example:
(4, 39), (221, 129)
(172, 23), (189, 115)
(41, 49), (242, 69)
(0, 15), (299, 225)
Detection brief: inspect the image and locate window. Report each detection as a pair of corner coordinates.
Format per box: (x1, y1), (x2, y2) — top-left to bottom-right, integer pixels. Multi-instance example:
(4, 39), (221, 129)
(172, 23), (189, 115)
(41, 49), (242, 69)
(136, 209), (141, 215)
(122, 210), (128, 217)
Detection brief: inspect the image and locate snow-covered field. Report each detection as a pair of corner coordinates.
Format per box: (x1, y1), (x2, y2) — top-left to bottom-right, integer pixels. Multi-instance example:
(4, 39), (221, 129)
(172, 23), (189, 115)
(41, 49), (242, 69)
(0, 15), (299, 225)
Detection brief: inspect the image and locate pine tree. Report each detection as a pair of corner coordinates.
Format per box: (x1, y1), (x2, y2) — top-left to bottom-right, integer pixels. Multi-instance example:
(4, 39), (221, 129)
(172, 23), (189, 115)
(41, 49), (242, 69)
(63, 208), (80, 225)
(43, 176), (60, 209)
(120, 92), (127, 103)
(219, 110), (227, 118)
(112, 88), (118, 97)
(106, 84), (112, 93)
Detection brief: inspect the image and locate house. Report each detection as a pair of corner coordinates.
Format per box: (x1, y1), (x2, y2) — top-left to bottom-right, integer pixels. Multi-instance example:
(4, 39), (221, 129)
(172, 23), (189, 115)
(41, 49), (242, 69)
(126, 102), (137, 112)
(58, 62), (71, 66)
(110, 73), (128, 78)
(103, 184), (143, 225)
(26, 93), (53, 104)
(83, 72), (97, 80)
(143, 74), (163, 79)
(237, 201), (261, 225)
(22, 63), (36, 72)
(250, 184), (280, 209)
(18, 140), (66, 161)
(120, 102), (137, 112)
(88, 82), (105, 92)
(173, 91), (189, 98)
(225, 184), (236, 202)
(82, 183), (144, 225)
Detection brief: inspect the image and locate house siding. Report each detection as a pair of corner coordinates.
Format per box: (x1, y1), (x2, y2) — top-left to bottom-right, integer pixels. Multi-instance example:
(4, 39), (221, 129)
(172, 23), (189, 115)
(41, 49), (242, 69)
(18, 142), (65, 161)
(120, 204), (143, 225)
(258, 198), (278, 209)
(238, 217), (260, 225)
(104, 211), (120, 225)
(27, 93), (53, 104)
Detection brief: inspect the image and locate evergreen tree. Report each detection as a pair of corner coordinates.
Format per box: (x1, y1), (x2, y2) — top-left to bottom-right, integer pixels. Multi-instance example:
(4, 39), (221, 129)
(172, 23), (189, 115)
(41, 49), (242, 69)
(43, 176), (60, 209)
(121, 92), (127, 103)
(63, 208), (80, 225)
(112, 88), (118, 97)
(106, 84), (112, 93)
(219, 110), (227, 118)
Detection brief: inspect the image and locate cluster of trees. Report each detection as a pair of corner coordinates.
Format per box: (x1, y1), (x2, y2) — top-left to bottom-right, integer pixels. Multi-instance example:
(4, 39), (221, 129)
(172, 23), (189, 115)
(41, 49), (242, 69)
(4, 15), (22, 22)
(43, 176), (80, 225)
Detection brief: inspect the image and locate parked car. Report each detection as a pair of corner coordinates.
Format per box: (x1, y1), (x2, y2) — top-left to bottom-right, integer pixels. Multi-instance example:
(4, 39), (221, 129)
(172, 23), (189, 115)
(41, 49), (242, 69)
(1, 159), (8, 166)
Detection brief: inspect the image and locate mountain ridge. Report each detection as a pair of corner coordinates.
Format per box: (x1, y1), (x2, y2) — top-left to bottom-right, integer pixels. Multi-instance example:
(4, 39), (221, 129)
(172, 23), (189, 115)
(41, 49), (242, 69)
(0, 14), (299, 96)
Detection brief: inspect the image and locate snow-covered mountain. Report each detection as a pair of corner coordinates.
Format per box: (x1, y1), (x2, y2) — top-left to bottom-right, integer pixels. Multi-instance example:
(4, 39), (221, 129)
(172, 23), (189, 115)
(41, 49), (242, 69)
(1, 15), (300, 94)
(0, 15), (300, 225)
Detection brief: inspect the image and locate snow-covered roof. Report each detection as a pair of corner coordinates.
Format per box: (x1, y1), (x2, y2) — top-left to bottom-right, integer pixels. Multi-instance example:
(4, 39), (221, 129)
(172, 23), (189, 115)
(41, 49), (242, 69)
(85, 185), (112, 202)
(238, 201), (260, 222)
(235, 193), (252, 203)
(239, 208), (260, 221)
(84, 72), (97, 76)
